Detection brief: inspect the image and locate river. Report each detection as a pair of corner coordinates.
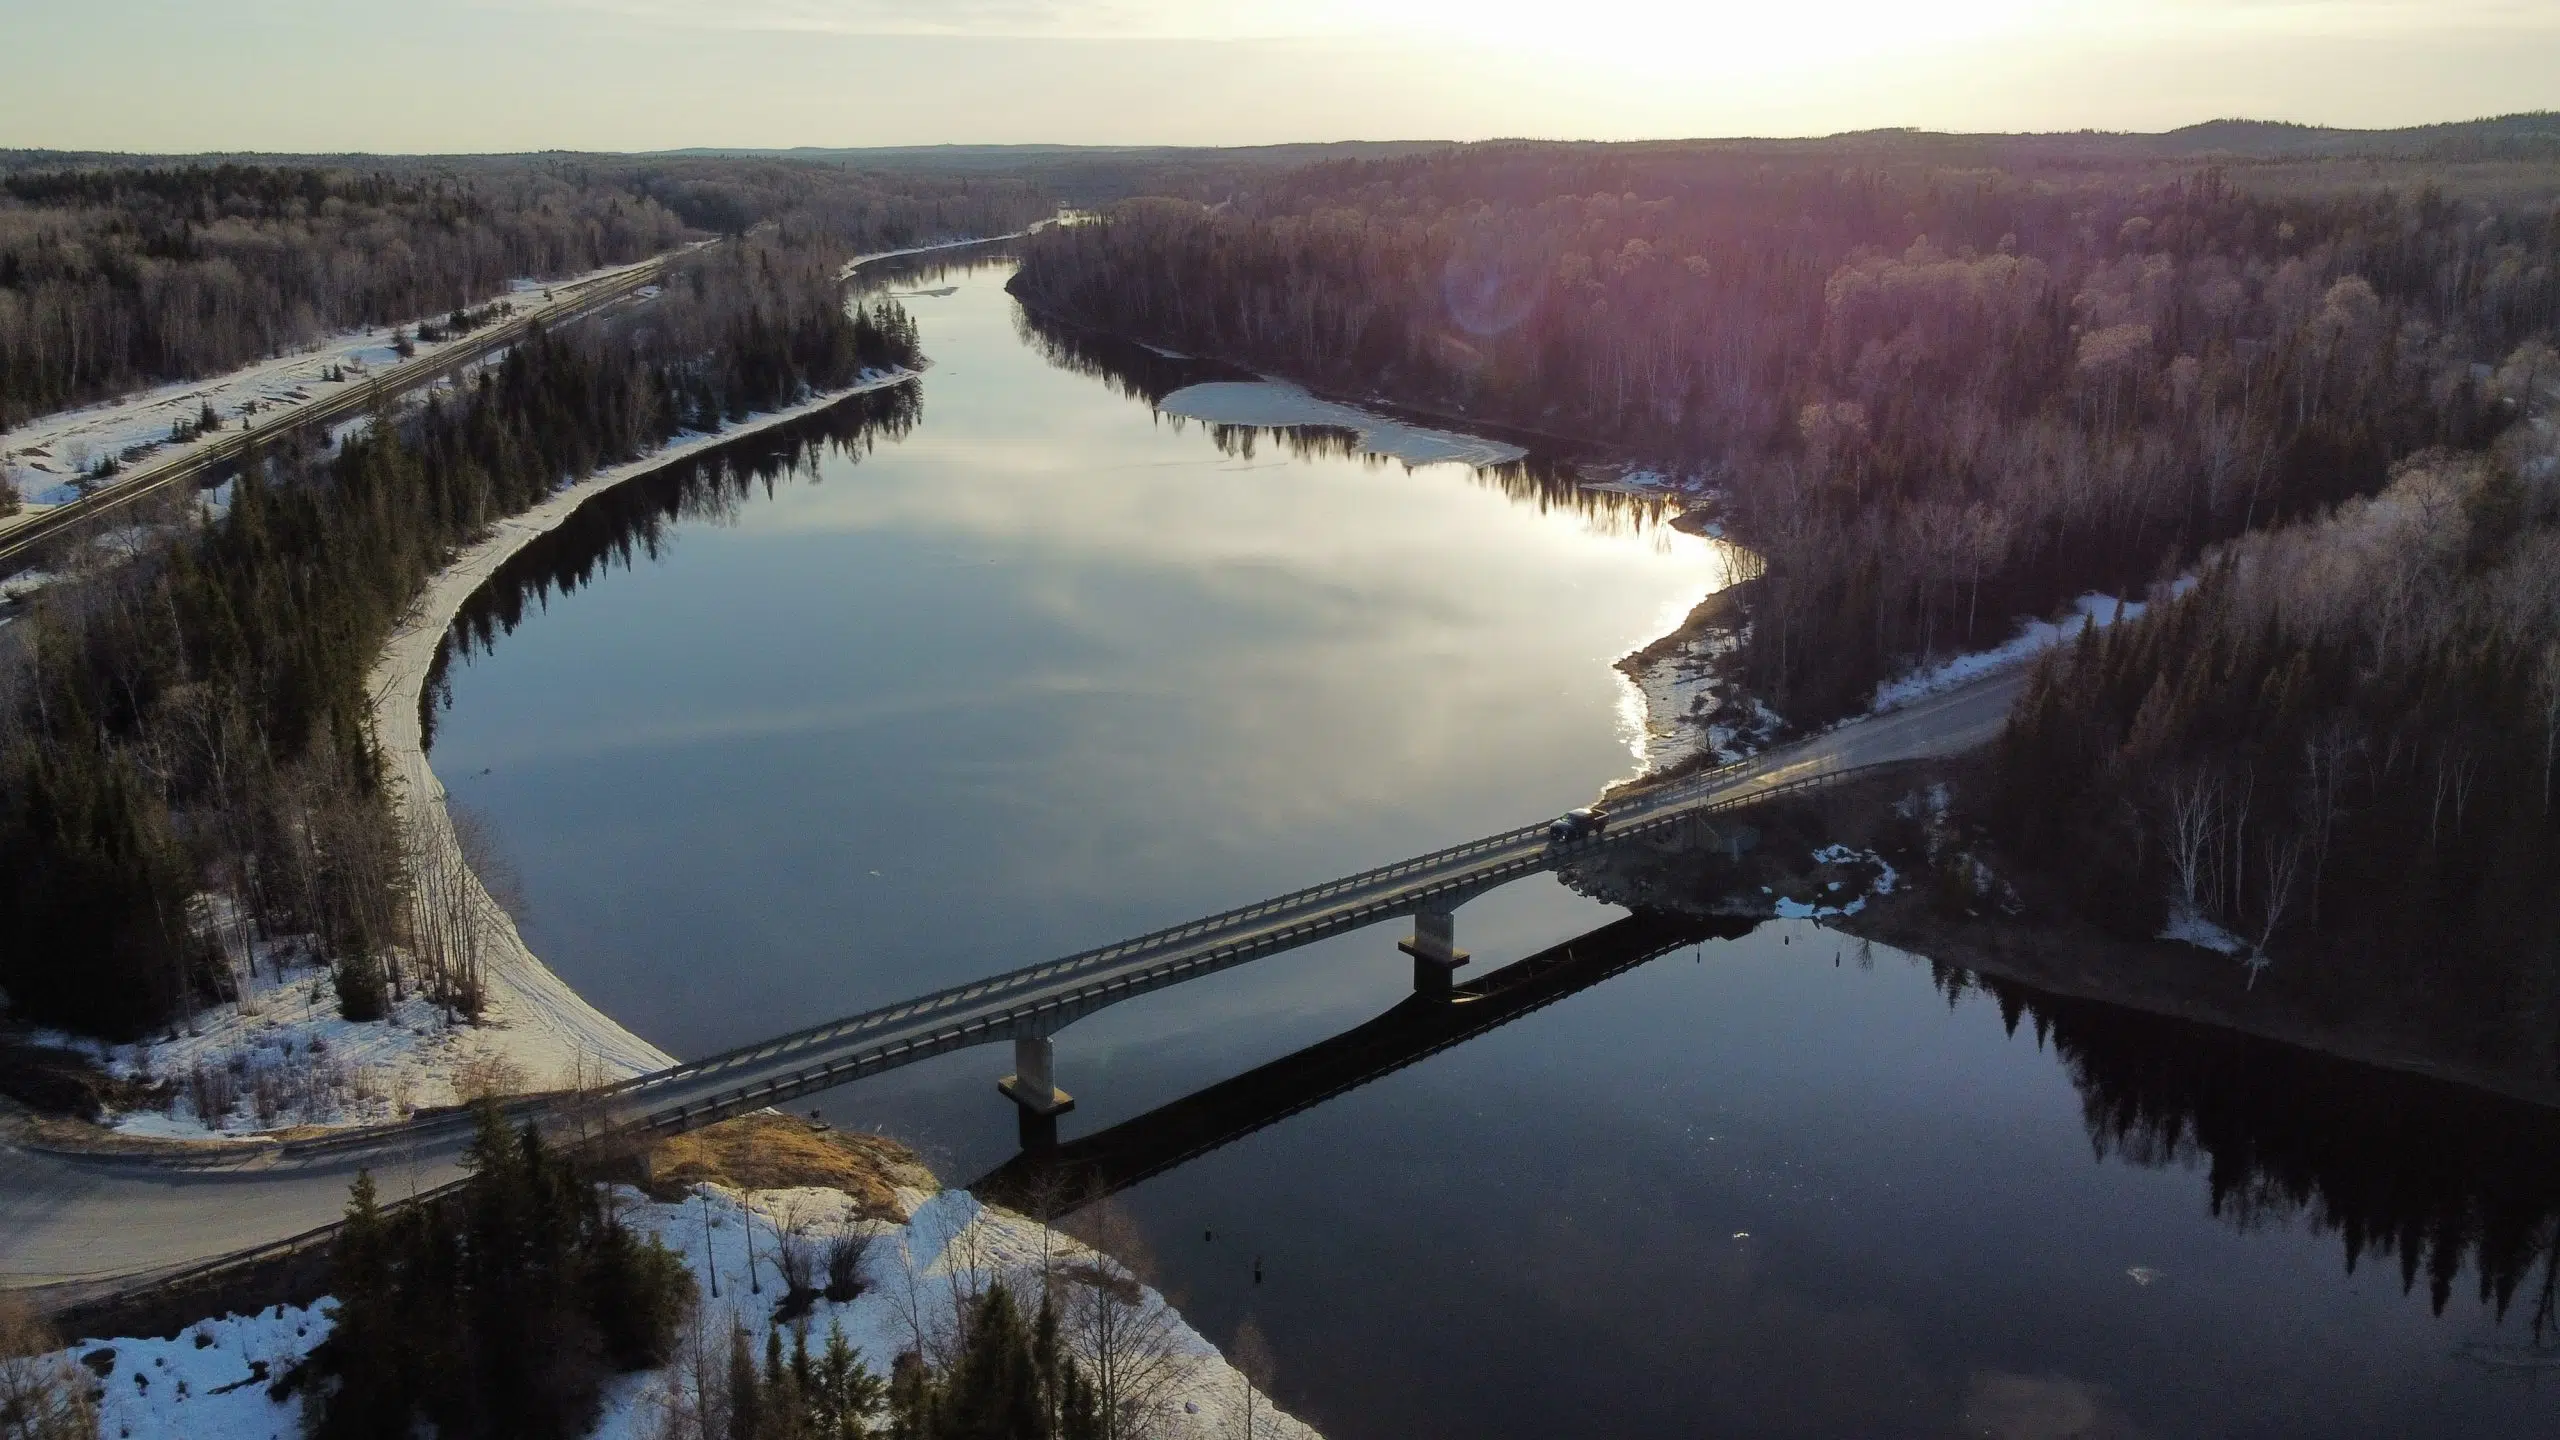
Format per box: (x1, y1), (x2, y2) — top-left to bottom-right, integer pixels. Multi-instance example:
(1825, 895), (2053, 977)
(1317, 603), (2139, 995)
(424, 259), (2560, 1437)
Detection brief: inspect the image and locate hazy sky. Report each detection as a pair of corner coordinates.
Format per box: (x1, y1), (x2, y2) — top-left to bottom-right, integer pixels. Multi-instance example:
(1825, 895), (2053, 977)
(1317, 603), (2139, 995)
(4, 0), (2554, 153)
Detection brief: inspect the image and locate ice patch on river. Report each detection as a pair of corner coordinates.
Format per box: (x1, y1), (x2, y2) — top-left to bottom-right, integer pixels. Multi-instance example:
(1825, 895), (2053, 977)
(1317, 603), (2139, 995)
(1157, 380), (1527, 468)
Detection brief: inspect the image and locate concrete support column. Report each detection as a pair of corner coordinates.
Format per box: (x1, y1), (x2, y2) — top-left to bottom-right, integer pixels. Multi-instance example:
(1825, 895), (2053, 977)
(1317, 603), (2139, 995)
(998, 1034), (1075, 1150)
(1399, 906), (1471, 998)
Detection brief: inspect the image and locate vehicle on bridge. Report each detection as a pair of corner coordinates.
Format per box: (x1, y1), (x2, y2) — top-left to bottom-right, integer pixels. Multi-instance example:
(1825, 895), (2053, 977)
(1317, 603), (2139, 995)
(1548, 806), (1609, 843)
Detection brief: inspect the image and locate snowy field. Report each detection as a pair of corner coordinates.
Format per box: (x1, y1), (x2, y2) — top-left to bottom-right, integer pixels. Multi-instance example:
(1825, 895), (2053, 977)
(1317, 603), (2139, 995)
(1157, 381), (1527, 468)
(0, 258), (662, 512)
(59, 1186), (1318, 1440)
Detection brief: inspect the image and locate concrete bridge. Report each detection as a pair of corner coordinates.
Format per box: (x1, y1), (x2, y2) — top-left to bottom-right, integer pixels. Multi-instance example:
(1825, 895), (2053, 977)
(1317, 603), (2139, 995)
(592, 668), (2024, 1148)
(967, 909), (1754, 1213)
(1, 669), (2020, 1306)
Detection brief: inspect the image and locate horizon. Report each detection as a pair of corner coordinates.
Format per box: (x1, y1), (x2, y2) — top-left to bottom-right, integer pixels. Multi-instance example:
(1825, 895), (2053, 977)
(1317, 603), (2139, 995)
(5, 0), (2554, 153)
(8, 111), (2557, 164)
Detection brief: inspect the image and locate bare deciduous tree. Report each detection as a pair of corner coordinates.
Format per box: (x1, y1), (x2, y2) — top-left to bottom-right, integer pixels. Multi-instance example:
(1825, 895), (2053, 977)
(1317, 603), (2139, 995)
(2159, 767), (2223, 916)
(2244, 832), (2308, 990)
(1060, 1203), (1190, 1440)
(0, 1298), (96, 1440)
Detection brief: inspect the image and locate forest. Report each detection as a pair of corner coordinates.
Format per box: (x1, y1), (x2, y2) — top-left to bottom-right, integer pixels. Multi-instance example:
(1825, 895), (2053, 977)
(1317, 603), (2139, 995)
(1009, 139), (2560, 720)
(1995, 428), (2560, 1071)
(0, 155), (1044, 430)
(0, 233), (922, 1039)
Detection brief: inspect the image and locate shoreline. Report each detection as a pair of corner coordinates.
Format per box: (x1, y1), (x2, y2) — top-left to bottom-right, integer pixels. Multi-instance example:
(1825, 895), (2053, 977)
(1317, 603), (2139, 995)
(1837, 884), (2560, 1113)
(363, 374), (924, 1089)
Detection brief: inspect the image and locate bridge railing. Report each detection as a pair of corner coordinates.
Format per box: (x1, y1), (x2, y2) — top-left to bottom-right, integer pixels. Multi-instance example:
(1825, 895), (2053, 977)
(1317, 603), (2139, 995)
(608, 748), (1881, 1107)
(609, 752), (1907, 1117)
(605, 815), (1564, 1099)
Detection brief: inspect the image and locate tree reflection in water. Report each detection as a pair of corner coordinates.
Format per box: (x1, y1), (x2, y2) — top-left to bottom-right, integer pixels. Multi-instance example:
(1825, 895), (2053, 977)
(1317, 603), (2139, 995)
(422, 381), (924, 748)
(1933, 961), (2560, 1340)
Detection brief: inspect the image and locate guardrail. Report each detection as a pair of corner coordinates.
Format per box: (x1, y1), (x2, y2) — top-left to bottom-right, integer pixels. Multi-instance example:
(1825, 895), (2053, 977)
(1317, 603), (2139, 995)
(46, 750), (1929, 1323)
(600, 752), (1910, 1134)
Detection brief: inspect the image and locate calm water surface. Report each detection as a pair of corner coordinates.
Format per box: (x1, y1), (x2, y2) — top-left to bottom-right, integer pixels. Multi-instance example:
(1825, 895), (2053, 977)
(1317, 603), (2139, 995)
(429, 262), (2560, 1438)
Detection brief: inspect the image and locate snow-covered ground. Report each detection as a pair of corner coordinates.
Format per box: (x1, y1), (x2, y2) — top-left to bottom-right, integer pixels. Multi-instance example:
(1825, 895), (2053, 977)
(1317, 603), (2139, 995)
(21, 377), (921, 1140)
(57, 1185), (1318, 1440)
(1157, 380), (1528, 468)
(35, 890), (621, 1139)
(1771, 843), (1900, 920)
(0, 258), (662, 512)
(1869, 580), (2196, 713)
(1617, 620), (1785, 775)
(2159, 899), (2249, 957)
(1578, 466), (1709, 498)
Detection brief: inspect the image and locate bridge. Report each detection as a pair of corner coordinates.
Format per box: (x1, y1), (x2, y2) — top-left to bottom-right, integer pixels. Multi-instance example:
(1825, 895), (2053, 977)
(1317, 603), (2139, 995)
(585, 667), (2026, 1148)
(966, 909), (1754, 1215)
(0, 669), (2023, 1308)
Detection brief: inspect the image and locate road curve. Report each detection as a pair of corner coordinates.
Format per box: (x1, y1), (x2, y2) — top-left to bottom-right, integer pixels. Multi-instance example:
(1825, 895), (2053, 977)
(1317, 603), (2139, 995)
(1, 665), (2026, 1305)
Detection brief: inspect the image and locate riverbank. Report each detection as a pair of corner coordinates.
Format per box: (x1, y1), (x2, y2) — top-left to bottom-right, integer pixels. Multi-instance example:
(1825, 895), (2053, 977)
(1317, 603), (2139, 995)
(5, 377), (921, 1145)
(1574, 757), (2560, 1112)
(366, 376), (940, 1091)
(53, 1118), (1319, 1440)
(1834, 867), (2560, 1113)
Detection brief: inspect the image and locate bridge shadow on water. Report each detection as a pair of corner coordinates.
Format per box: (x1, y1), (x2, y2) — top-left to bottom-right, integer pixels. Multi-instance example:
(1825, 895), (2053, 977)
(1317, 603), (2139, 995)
(967, 903), (2560, 1350)
(965, 909), (1750, 1215)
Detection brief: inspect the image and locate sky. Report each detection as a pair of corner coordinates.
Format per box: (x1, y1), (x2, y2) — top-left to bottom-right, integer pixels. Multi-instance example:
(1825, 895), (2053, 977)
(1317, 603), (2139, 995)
(2, 0), (2554, 153)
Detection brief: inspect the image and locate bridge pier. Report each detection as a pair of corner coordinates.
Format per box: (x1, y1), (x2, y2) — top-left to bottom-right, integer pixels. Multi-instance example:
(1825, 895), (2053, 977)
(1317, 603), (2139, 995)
(1399, 906), (1471, 999)
(998, 1035), (1075, 1150)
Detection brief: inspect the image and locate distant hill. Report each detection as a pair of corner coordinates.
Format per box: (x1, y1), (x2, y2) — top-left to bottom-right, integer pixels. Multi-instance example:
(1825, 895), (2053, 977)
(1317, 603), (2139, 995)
(8, 115), (2558, 182)
(2151, 113), (2560, 159)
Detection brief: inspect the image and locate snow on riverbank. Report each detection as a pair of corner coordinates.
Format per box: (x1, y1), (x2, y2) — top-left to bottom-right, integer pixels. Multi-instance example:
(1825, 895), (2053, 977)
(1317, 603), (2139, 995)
(40, 918), (557, 1139)
(2160, 900), (2249, 957)
(30, 375), (923, 1140)
(0, 258), (662, 513)
(1869, 581), (2196, 713)
(1158, 380), (1527, 468)
(1617, 620), (1784, 776)
(1771, 844), (1901, 920)
(364, 376), (925, 1092)
(59, 1186), (1317, 1440)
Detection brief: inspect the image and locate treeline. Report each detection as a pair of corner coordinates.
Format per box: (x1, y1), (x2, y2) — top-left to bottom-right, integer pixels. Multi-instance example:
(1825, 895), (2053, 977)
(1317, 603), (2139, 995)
(1995, 435), (2560, 1069)
(0, 156), (1039, 429)
(0, 239), (920, 1038)
(1010, 146), (2560, 716)
(293, 1109), (694, 1439)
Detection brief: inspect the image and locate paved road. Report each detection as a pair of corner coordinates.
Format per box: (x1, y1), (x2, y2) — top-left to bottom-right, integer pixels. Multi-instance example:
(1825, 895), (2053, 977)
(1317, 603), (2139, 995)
(0, 666), (2025, 1305)
(0, 224), (1057, 580)
(0, 251), (700, 576)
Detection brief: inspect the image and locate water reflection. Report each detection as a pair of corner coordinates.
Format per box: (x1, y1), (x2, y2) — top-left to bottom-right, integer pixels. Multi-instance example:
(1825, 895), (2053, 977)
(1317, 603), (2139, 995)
(422, 384), (924, 749)
(417, 258), (2558, 1435)
(1010, 302), (1684, 537)
(1935, 963), (2560, 1338)
(968, 886), (2560, 1350)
